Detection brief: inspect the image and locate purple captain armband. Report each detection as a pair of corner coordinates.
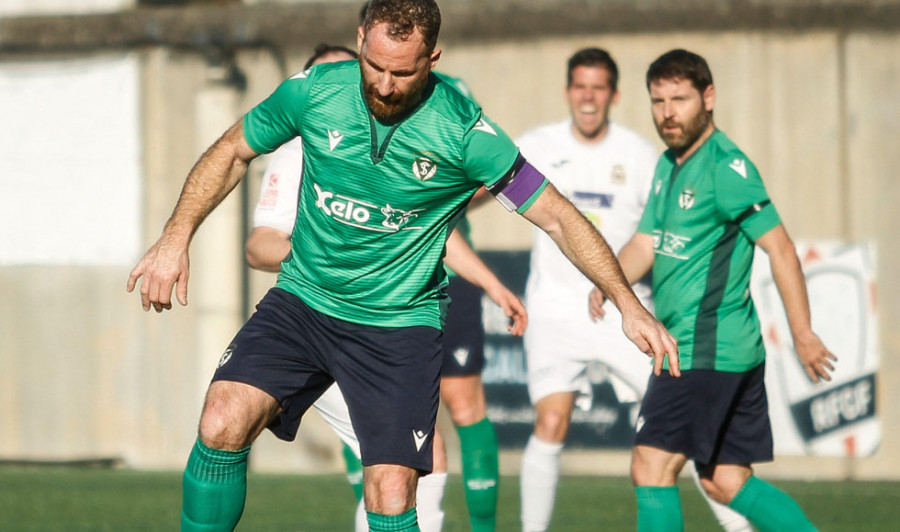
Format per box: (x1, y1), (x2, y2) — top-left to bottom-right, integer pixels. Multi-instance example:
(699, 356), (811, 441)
(487, 154), (548, 212)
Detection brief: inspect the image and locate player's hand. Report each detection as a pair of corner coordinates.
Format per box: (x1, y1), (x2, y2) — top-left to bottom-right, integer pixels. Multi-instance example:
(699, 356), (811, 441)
(484, 285), (528, 336)
(126, 236), (190, 313)
(621, 302), (680, 377)
(588, 287), (606, 321)
(794, 331), (837, 383)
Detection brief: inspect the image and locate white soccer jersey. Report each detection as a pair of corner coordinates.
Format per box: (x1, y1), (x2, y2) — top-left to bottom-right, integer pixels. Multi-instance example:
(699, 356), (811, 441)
(517, 120), (658, 405)
(252, 137), (304, 233)
(517, 120), (656, 320)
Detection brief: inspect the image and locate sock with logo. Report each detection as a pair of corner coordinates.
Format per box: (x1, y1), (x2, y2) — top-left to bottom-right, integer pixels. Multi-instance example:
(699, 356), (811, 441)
(635, 486), (683, 532)
(367, 507), (420, 532)
(343, 442), (365, 503)
(728, 476), (817, 532)
(415, 472), (447, 532)
(520, 434), (563, 532)
(457, 417), (499, 531)
(181, 438), (250, 531)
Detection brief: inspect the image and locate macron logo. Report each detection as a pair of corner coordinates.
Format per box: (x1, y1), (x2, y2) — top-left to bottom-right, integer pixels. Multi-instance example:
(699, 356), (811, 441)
(328, 129), (344, 152)
(473, 118), (497, 136)
(453, 348), (470, 367)
(729, 158), (748, 178)
(413, 430), (428, 452)
(290, 69), (310, 80)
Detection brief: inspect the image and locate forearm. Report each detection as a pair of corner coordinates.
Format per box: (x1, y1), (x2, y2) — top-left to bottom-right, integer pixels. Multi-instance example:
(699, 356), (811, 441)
(443, 229), (501, 293)
(524, 185), (638, 312)
(162, 121), (255, 246)
(768, 239), (814, 341)
(246, 227), (291, 272)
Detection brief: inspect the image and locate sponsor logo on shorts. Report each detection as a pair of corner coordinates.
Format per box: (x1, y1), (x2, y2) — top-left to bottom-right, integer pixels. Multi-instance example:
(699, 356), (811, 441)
(635, 415), (646, 433)
(218, 346), (234, 368)
(453, 347), (470, 367)
(413, 429), (429, 452)
(313, 183), (423, 233)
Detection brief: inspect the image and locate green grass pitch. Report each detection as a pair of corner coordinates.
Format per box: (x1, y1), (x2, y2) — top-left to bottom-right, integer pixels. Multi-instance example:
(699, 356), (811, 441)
(1, 467), (898, 531)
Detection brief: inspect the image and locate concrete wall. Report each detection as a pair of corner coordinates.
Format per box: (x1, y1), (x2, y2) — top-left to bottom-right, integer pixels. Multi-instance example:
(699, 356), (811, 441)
(0, 1), (897, 478)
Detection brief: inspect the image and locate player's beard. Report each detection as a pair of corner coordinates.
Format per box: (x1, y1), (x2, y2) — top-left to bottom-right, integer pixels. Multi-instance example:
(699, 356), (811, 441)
(657, 109), (711, 154)
(363, 71), (429, 122)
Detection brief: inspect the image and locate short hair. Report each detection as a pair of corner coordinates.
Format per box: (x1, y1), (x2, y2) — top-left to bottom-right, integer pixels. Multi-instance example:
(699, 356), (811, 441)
(567, 48), (619, 91)
(303, 43), (358, 70)
(362, 0), (441, 53)
(646, 49), (713, 92)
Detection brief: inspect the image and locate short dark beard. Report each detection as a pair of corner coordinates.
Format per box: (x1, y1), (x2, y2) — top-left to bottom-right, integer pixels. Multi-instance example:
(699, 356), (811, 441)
(363, 70), (429, 122)
(658, 109), (711, 155)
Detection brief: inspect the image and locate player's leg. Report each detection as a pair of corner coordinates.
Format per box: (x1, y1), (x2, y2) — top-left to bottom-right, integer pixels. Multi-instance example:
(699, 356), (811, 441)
(699, 364), (817, 532)
(441, 374), (497, 532)
(313, 384), (365, 502)
(335, 323), (443, 532)
(631, 445), (689, 532)
(441, 276), (498, 531)
(416, 430), (447, 532)
(520, 391), (575, 532)
(182, 380), (281, 532)
(183, 288), (335, 531)
(688, 463), (753, 532)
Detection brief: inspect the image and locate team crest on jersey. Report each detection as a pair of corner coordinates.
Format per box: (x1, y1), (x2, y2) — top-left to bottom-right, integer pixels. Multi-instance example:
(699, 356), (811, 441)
(679, 189), (695, 210)
(611, 164), (626, 184)
(412, 155), (438, 181)
(381, 204), (422, 231)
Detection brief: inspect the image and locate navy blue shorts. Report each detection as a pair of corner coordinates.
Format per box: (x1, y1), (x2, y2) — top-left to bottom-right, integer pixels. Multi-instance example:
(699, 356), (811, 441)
(633, 363), (773, 466)
(213, 288), (442, 472)
(441, 276), (485, 377)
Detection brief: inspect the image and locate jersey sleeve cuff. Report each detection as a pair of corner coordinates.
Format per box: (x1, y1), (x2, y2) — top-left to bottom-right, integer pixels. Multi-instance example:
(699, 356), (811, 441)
(741, 203), (781, 241)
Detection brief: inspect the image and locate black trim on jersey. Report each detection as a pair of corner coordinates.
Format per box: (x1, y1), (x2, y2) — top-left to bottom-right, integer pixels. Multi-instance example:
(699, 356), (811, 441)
(734, 200), (772, 226)
(486, 153), (527, 195)
(693, 223), (741, 369)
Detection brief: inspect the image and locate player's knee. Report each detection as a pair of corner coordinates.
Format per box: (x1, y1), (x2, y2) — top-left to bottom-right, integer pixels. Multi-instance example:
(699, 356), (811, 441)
(534, 409), (570, 442)
(364, 466), (417, 515)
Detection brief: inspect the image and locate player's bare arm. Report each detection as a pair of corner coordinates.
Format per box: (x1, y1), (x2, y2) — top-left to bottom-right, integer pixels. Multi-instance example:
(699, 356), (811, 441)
(755, 224), (837, 383)
(127, 120), (259, 312)
(444, 228), (527, 336)
(246, 226), (292, 272)
(589, 232), (655, 321)
(522, 183), (679, 376)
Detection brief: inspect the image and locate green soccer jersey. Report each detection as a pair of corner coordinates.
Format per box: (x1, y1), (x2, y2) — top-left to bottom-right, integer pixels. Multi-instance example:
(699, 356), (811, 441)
(637, 130), (781, 371)
(243, 61), (534, 329)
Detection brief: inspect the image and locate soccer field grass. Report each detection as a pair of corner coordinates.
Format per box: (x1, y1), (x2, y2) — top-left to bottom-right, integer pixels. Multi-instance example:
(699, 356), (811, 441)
(1, 467), (898, 531)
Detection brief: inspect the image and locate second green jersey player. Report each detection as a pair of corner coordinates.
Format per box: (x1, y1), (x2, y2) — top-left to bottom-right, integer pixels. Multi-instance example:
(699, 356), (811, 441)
(637, 129), (780, 372)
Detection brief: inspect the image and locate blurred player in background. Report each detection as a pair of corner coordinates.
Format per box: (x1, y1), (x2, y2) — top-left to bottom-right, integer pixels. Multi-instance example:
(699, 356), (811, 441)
(604, 48), (836, 531)
(517, 47), (752, 532)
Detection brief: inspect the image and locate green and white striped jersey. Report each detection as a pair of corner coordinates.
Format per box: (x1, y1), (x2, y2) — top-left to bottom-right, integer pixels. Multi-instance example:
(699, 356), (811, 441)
(638, 129), (781, 372)
(243, 61), (525, 329)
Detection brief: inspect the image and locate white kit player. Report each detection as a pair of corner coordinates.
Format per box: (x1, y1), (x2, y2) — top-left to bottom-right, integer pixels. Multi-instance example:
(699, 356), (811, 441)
(516, 48), (753, 532)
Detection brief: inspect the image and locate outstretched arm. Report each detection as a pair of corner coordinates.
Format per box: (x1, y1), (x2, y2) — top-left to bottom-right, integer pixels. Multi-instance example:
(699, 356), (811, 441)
(755, 224), (836, 382)
(589, 233), (655, 320)
(443, 228), (527, 336)
(521, 183), (679, 376)
(127, 120), (259, 312)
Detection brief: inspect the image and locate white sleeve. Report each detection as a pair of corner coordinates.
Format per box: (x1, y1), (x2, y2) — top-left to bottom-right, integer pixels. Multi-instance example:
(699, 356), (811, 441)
(252, 137), (304, 233)
(635, 141), (659, 212)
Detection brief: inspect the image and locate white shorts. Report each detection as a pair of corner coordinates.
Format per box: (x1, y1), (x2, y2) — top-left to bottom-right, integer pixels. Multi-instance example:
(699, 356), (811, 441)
(524, 302), (652, 410)
(312, 383), (360, 459)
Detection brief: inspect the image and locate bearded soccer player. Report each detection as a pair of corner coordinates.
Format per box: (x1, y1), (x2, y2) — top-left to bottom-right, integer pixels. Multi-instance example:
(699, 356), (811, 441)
(127, 2), (677, 531)
(602, 49), (836, 531)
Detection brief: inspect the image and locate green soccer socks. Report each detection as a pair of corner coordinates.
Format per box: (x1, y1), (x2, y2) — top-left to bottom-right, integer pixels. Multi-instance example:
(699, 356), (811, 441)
(635, 486), (684, 532)
(367, 507), (421, 531)
(181, 439), (250, 532)
(457, 417), (499, 531)
(342, 442), (365, 502)
(729, 476), (818, 532)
